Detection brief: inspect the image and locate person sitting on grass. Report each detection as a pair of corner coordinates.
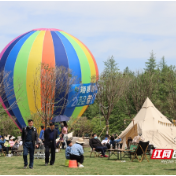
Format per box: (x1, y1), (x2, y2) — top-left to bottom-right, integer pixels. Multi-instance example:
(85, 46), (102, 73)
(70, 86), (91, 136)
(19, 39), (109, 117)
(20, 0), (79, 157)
(89, 133), (108, 157)
(70, 138), (85, 168)
(65, 140), (72, 159)
(56, 133), (65, 149)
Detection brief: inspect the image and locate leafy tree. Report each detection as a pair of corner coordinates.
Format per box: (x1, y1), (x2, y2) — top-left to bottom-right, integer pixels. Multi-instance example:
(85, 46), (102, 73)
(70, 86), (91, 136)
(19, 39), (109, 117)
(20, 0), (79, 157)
(0, 112), (20, 137)
(104, 56), (119, 74)
(159, 56), (167, 70)
(91, 117), (106, 137)
(82, 101), (99, 120)
(68, 116), (93, 136)
(96, 56), (130, 134)
(3, 52), (176, 138)
(144, 50), (157, 72)
(123, 67), (134, 76)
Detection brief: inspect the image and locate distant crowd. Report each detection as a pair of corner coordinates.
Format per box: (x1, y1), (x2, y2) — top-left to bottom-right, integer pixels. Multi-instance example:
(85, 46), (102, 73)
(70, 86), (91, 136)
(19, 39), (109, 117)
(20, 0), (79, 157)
(0, 119), (125, 169)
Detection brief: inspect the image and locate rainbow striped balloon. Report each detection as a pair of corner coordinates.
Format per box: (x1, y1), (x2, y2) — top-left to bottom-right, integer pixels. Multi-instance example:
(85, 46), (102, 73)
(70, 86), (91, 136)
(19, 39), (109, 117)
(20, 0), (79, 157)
(0, 28), (99, 131)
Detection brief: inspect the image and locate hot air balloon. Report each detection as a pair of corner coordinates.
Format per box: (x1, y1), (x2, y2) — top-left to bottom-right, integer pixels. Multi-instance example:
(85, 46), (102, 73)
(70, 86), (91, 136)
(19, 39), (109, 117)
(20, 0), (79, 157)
(0, 28), (99, 131)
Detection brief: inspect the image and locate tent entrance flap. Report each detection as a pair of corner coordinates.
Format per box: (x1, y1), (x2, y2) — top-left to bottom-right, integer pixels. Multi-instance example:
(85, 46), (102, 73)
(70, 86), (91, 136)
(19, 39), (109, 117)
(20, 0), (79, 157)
(125, 124), (138, 144)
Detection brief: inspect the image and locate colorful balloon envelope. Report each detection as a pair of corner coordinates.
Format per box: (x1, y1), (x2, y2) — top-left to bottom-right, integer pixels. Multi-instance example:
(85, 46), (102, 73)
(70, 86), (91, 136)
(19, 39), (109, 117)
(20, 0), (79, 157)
(0, 28), (99, 131)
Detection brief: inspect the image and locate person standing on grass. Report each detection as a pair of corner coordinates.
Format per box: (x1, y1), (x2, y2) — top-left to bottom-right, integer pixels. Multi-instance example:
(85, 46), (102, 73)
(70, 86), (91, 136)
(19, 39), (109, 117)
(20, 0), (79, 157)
(39, 126), (45, 142)
(62, 121), (68, 135)
(22, 119), (39, 169)
(62, 121), (68, 148)
(44, 122), (58, 166)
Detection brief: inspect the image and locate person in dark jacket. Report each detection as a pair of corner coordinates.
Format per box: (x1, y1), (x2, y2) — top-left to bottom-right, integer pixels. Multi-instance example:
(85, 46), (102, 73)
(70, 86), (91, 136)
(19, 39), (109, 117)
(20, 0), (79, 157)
(44, 122), (58, 166)
(89, 133), (108, 157)
(21, 119), (38, 169)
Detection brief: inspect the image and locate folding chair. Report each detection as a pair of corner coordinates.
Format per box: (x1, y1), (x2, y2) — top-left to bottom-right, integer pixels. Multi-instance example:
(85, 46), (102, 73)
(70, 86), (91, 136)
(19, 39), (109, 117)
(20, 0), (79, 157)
(89, 138), (101, 157)
(122, 144), (138, 159)
(146, 144), (155, 156)
(130, 141), (149, 162)
(89, 147), (101, 157)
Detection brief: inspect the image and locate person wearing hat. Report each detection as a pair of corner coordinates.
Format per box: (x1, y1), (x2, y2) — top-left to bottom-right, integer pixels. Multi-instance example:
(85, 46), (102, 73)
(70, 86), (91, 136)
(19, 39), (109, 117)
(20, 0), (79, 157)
(44, 122), (58, 166)
(9, 136), (16, 147)
(22, 119), (39, 169)
(70, 138), (85, 168)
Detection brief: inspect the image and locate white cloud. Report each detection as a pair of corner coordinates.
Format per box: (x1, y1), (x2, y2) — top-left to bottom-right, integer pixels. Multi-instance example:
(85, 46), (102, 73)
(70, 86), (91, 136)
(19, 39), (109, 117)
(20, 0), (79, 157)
(1, 1), (176, 72)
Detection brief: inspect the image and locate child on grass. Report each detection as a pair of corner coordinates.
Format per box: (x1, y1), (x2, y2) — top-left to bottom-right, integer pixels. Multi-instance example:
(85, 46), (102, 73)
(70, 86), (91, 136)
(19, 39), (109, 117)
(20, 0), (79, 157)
(65, 140), (72, 159)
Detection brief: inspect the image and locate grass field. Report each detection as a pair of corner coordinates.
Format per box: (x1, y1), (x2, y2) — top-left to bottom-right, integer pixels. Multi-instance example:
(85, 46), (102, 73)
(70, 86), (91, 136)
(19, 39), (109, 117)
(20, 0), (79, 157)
(0, 148), (176, 175)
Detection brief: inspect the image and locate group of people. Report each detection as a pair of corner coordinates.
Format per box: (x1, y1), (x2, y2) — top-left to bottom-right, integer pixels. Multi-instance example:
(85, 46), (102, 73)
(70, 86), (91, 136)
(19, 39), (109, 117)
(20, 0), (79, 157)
(0, 134), (23, 155)
(1, 119), (123, 169)
(21, 119), (69, 169)
(89, 133), (122, 157)
(63, 132), (122, 168)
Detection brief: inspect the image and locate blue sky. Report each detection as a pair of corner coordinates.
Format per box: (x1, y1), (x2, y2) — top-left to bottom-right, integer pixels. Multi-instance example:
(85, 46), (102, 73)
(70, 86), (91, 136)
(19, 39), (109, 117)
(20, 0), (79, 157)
(0, 1), (176, 73)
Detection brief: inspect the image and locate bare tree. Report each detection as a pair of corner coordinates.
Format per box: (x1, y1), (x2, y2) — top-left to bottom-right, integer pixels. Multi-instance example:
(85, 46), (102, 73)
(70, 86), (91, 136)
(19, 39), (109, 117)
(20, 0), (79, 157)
(96, 72), (130, 134)
(30, 63), (76, 128)
(0, 70), (23, 115)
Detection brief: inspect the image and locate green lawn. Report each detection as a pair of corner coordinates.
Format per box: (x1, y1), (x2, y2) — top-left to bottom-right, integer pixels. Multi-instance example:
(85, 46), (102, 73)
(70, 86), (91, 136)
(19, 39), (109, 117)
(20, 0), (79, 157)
(0, 149), (176, 175)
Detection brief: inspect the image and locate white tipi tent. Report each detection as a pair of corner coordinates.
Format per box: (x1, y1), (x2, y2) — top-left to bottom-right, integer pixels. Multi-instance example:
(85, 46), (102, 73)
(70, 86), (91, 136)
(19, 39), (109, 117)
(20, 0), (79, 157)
(119, 97), (176, 149)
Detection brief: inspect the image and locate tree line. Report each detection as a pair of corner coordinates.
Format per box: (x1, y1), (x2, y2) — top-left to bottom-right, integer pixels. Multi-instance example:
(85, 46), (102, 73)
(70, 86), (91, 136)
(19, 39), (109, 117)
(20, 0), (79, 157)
(81, 50), (176, 137)
(1, 50), (176, 137)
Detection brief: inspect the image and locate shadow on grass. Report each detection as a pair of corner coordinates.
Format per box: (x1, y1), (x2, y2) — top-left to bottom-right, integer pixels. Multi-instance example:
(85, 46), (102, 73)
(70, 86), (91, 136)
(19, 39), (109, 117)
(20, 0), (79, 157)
(36, 163), (69, 167)
(164, 168), (176, 171)
(15, 166), (28, 170)
(36, 164), (47, 166)
(60, 165), (68, 167)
